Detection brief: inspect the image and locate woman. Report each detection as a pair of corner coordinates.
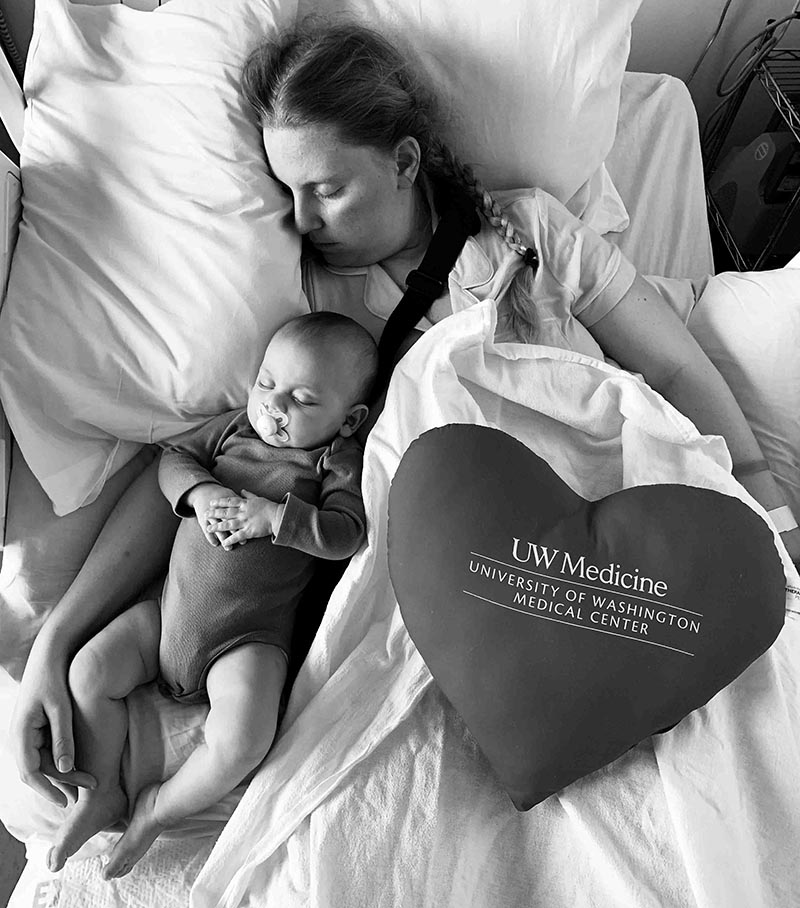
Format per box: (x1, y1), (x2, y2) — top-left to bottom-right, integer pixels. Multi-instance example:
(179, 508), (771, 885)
(11, 19), (800, 808)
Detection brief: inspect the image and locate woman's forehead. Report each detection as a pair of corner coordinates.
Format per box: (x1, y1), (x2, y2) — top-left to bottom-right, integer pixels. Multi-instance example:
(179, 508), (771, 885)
(263, 125), (389, 184)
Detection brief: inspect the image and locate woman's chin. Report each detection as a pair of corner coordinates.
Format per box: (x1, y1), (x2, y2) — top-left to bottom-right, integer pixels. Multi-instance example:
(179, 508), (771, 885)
(317, 245), (374, 269)
(318, 248), (350, 266)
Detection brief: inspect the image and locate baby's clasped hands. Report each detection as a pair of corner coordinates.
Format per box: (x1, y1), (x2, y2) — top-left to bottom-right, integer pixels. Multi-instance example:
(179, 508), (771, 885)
(206, 490), (281, 550)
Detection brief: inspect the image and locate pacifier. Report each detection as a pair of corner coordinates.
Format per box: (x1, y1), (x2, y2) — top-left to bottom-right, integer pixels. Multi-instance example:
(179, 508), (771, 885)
(256, 411), (280, 437)
(257, 405), (288, 442)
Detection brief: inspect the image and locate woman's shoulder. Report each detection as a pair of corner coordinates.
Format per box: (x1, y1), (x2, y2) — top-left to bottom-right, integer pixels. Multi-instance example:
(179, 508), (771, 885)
(466, 188), (556, 257)
(471, 187), (573, 252)
(489, 186), (570, 222)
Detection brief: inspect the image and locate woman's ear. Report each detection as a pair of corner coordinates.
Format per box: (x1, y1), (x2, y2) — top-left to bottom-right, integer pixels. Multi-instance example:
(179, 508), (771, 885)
(339, 403), (370, 438)
(394, 136), (421, 188)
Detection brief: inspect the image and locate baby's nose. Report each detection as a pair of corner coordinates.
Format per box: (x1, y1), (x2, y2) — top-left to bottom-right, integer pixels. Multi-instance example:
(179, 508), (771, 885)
(262, 399), (288, 424)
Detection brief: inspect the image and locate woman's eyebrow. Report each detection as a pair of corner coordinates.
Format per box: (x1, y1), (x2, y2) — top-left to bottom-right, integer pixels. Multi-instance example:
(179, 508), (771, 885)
(304, 175), (344, 188)
(301, 166), (348, 186)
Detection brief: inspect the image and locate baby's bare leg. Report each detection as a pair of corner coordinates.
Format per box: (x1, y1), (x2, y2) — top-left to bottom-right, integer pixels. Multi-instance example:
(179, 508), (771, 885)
(47, 600), (161, 872)
(104, 642), (287, 879)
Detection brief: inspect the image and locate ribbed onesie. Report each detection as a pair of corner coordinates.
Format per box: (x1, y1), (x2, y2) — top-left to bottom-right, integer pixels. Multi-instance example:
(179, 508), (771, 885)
(157, 409), (365, 702)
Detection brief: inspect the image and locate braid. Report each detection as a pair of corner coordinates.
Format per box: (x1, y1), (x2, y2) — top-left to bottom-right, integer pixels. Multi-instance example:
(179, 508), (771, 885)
(425, 139), (538, 342)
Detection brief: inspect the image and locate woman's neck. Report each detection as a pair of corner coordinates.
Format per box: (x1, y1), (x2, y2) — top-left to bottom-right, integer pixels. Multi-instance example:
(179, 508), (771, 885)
(381, 183), (433, 286)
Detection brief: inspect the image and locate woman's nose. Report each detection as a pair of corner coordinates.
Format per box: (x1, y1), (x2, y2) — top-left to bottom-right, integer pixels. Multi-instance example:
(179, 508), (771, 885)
(293, 194), (323, 235)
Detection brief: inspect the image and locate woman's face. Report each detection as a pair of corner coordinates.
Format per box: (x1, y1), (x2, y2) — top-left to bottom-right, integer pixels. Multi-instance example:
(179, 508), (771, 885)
(263, 124), (418, 268)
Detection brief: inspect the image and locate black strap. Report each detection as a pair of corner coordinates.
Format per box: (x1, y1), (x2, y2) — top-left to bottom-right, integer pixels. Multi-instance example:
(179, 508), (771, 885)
(373, 187), (481, 400)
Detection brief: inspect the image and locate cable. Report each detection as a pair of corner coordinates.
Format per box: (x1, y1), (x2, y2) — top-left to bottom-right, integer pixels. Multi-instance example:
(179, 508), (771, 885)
(687, 0), (735, 85)
(701, 11), (800, 165)
(715, 12), (798, 98)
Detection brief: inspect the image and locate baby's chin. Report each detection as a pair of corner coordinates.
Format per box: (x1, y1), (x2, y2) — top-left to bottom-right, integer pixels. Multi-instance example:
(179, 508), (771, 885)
(259, 431), (291, 447)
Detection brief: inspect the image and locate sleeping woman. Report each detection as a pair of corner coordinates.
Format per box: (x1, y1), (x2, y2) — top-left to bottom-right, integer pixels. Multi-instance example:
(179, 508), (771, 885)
(9, 19), (800, 854)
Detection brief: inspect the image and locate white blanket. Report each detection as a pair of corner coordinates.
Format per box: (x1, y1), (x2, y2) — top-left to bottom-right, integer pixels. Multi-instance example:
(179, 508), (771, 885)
(190, 302), (800, 908)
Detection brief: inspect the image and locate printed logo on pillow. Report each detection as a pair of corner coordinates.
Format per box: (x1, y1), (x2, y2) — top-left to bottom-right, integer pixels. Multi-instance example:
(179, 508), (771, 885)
(387, 424), (786, 811)
(472, 541), (698, 655)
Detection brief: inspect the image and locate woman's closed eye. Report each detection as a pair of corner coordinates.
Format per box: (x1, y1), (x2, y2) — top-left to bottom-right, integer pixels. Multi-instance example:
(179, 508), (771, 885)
(314, 186), (343, 200)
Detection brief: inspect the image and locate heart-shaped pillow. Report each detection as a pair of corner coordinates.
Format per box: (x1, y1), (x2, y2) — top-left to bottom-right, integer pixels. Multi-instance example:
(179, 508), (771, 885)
(387, 424), (786, 810)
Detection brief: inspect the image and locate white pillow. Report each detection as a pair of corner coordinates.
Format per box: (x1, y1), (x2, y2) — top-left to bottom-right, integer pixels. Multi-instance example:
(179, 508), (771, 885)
(688, 269), (800, 520)
(294, 0), (642, 231)
(0, 0), (305, 515)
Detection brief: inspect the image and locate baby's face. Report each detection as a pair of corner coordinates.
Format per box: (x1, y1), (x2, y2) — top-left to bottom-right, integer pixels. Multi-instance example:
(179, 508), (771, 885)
(247, 331), (361, 449)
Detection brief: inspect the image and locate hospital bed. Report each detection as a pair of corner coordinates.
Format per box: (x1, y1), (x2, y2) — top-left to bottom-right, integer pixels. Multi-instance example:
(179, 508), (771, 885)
(0, 1), (799, 907)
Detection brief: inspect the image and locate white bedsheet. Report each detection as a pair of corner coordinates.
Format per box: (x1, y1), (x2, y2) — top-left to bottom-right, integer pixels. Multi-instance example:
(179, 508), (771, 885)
(607, 72), (713, 283)
(188, 302), (800, 908)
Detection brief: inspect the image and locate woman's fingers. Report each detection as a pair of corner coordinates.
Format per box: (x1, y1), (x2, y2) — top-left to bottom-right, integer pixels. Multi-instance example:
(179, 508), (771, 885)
(50, 780), (79, 806)
(13, 709), (69, 808)
(39, 750), (97, 791)
(10, 647), (81, 807)
(46, 695), (76, 778)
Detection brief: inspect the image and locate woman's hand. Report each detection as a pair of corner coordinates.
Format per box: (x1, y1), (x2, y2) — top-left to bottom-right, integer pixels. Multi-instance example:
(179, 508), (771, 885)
(205, 490), (280, 549)
(11, 634), (97, 807)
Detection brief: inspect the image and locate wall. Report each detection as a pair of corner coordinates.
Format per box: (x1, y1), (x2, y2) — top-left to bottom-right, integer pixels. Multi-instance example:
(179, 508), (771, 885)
(628, 0), (800, 141)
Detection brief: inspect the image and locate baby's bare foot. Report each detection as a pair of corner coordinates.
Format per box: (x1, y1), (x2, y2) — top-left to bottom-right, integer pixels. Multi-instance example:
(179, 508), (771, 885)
(103, 783), (165, 880)
(47, 787), (127, 873)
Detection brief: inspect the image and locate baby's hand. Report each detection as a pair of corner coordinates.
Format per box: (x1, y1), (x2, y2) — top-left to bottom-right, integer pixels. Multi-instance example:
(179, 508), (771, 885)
(206, 490), (280, 550)
(186, 483), (238, 547)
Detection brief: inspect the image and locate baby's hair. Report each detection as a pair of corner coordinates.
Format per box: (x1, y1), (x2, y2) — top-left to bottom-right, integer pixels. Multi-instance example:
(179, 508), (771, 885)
(275, 311), (379, 405)
(242, 18), (538, 342)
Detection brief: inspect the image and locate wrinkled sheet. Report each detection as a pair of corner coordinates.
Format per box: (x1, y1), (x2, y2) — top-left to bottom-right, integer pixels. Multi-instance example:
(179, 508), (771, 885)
(607, 72), (713, 284)
(188, 302), (800, 908)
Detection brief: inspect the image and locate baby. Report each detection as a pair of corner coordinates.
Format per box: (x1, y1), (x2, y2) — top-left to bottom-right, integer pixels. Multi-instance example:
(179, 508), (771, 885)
(48, 311), (378, 878)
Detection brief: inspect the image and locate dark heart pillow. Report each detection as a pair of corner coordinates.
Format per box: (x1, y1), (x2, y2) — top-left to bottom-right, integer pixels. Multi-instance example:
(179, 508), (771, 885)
(387, 424), (786, 810)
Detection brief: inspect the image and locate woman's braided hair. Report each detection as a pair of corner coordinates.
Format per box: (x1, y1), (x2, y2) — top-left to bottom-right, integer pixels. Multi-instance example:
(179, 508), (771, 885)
(242, 18), (538, 341)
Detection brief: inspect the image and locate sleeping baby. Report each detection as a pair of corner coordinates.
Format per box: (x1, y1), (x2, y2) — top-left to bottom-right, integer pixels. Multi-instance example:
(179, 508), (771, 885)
(47, 311), (377, 878)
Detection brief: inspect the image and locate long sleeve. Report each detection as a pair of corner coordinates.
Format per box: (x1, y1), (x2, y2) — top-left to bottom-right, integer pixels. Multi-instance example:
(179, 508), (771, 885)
(158, 410), (242, 516)
(272, 436), (366, 560)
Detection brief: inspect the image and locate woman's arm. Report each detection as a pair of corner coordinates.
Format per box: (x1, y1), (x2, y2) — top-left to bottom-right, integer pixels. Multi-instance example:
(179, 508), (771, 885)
(589, 273), (800, 565)
(12, 457), (179, 805)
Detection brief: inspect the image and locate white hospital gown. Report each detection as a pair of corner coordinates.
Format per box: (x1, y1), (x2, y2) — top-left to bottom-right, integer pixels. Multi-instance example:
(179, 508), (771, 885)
(302, 186), (638, 360)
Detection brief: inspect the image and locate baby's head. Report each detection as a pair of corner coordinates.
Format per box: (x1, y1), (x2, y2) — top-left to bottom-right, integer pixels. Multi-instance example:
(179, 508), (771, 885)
(247, 312), (378, 449)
